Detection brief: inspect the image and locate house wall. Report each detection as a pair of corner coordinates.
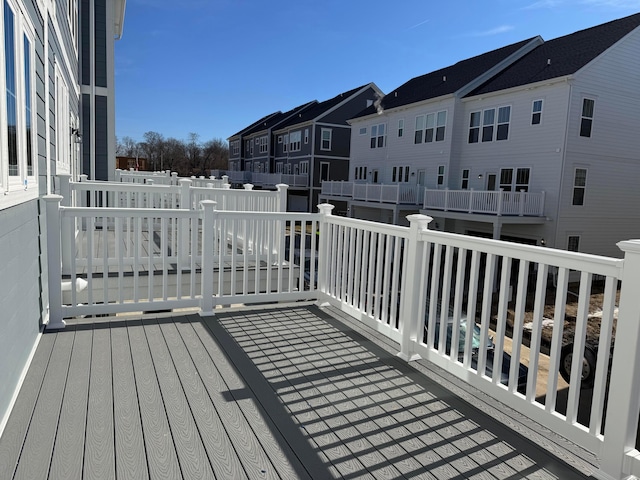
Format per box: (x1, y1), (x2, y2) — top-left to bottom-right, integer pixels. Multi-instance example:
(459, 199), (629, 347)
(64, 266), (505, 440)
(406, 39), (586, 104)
(555, 27), (640, 257)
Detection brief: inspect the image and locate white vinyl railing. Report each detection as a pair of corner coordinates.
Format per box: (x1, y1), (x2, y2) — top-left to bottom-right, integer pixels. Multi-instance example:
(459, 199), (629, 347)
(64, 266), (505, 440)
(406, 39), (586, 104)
(114, 169), (230, 188)
(321, 180), (354, 197)
(252, 172), (308, 187)
(423, 188), (546, 216)
(226, 170), (251, 184)
(352, 183), (423, 204)
(43, 195), (640, 480)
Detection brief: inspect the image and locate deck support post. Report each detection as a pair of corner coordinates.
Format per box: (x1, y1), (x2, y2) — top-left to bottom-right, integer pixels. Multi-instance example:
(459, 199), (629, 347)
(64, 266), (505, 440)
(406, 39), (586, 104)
(397, 214), (432, 362)
(199, 200), (217, 316)
(596, 240), (640, 480)
(44, 195), (66, 330)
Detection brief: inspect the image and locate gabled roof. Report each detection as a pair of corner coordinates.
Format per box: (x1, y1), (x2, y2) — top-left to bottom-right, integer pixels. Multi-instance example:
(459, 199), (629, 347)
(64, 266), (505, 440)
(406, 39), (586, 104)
(468, 12), (640, 96)
(351, 38), (536, 119)
(243, 101), (318, 137)
(228, 111), (281, 139)
(276, 83), (374, 130)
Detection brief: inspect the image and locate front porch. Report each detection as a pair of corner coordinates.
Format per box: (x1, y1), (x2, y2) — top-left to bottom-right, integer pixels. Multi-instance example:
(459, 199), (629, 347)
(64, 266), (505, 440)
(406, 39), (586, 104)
(0, 305), (593, 479)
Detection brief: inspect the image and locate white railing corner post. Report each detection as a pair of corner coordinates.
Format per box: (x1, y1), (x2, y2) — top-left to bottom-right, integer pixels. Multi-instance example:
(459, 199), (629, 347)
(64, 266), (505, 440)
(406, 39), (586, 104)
(223, 183), (231, 190)
(222, 175), (229, 185)
(497, 188), (504, 216)
(199, 200), (217, 316)
(171, 171), (178, 185)
(444, 188), (449, 211)
(468, 188), (474, 213)
(276, 184), (288, 212)
(44, 195), (65, 330)
(597, 239), (640, 480)
(398, 214), (432, 361)
(115, 169), (121, 182)
(518, 189), (525, 216)
(316, 203), (335, 304)
(179, 178), (192, 210)
(243, 183), (254, 190)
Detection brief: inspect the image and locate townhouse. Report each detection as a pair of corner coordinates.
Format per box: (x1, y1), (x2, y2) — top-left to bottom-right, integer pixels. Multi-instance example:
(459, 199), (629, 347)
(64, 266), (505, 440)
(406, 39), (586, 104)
(322, 13), (640, 258)
(0, 0), (124, 431)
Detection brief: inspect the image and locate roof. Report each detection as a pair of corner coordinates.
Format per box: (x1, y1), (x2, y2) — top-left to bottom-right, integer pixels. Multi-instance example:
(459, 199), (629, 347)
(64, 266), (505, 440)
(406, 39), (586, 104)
(242, 101), (318, 136)
(469, 12), (640, 96)
(228, 111), (281, 139)
(276, 83), (373, 130)
(351, 38), (536, 119)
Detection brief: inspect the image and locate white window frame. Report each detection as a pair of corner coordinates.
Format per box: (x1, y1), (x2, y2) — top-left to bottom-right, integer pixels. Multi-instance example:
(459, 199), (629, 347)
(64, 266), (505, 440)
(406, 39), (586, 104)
(259, 136), (268, 153)
(354, 166), (366, 181)
(461, 169), (469, 189)
(1, 0), (38, 206)
(304, 128), (309, 144)
(392, 165), (410, 183)
(415, 111), (446, 144)
(290, 130), (301, 152)
(55, 65), (71, 174)
(278, 135), (283, 144)
(437, 165), (445, 186)
(359, 127), (367, 135)
(531, 99), (543, 125)
(572, 167), (587, 206)
(567, 235), (580, 252)
(321, 128), (332, 151)
(398, 119), (404, 137)
(496, 106), (511, 141)
(283, 134), (289, 153)
(299, 161), (309, 175)
(276, 162), (283, 173)
(232, 141), (239, 155)
(580, 98), (595, 138)
(370, 123), (385, 149)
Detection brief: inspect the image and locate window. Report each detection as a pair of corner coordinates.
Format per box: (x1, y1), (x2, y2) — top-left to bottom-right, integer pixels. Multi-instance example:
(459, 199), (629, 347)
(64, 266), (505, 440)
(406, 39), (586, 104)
(461, 169), (469, 189)
(482, 109), (495, 142)
(300, 161), (309, 175)
(321, 128), (332, 150)
(573, 168), (587, 205)
(499, 169), (513, 191)
(259, 136), (268, 153)
(499, 167), (530, 191)
(496, 106), (510, 141)
(468, 112), (480, 143)
(392, 166), (410, 183)
(304, 128), (309, 144)
(370, 123), (385, 148)
(232, 141), (239, 155)
(320, 162), (330, 182)
(278, 135), (283, 143)
(354, 166), (367, 180)
(359, 127), (367, 135)
(580, 98), (594, 137)
(55, 66), (70, 173)
(276, 162), (283, 173)
(437, 165), (445, 186)
(289, 131), (301, 151)
(515, 168), (530, 192)
(567, 236), (580, 252)
(68, 0), (78, 47)
(250, 139), (253, 155)
(415, 111), (446, 144)
(398, 119), (404, 137)
(2, 0), (36, 200)
(283, 134), (289, 152)
(531, 100), (543, 125)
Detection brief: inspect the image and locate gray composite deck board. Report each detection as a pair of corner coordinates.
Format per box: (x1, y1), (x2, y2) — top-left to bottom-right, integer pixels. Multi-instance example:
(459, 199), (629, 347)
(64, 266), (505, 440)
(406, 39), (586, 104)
(0, 332), (55, 480)
(0, 306), (595, 480)
(111, 322), (149, 480)
(49, 328), (92, 480)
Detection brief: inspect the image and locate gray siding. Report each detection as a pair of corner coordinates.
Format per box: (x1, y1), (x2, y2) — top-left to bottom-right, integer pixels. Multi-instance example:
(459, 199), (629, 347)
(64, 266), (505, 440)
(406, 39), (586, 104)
(0, 201), (43, 427)
(94, 0), (107, 87)
(95, 95), (108, 180)
(81, 0), (90, 85)
(82, 93), (91, 175)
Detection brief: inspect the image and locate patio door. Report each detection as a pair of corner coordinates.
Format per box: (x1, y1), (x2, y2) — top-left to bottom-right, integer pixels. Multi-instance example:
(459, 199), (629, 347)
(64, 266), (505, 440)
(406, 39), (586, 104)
(417, 169), (426, 186)
(487, 173), (497, 190)
(371, 169), (379, 183)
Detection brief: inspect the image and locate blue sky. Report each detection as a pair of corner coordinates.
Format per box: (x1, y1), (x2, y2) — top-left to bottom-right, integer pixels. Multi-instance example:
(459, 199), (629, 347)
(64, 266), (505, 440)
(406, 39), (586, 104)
(115, 0), (640, 144)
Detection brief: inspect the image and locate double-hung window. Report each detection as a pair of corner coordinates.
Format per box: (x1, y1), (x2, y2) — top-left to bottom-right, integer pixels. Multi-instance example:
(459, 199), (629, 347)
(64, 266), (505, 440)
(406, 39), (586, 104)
(304, 129), (309, 144)
(392, 165), (409, 183)
(468, 112), (480, 143)
(580, 98), (595, 137)
(461, 169), (469, 189)
(259, 136), (268, 153)
(398, 119), (404, 137)
(496, 106), (510, 140)
(354, 166), (367, 180)
(415, 111), (446, 144)
(499, 168), (530, 191)
(573, 168), (587, 205)
(437, 166), (445, 186)
(469, 106), (510, 143)
(283, 134), (289, 152)
(232, 141), (239, 155)
(321, 128), (332, 150)
(370, 123), (385, 148)
(300, 161), (309, 175)
(531, 100), (543, 125)
(482, 109), (495, 142)
(289, 131), (301, 151)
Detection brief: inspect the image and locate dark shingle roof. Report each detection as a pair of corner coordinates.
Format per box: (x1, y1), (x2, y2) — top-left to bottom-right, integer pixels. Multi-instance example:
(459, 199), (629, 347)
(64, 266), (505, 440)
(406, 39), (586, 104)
(276, 84), (371, 130)
(351, 38), (535, 119)
(243, 101), (318, 136)
(468, 13), (640, 96)
(228, 111), (281, 139)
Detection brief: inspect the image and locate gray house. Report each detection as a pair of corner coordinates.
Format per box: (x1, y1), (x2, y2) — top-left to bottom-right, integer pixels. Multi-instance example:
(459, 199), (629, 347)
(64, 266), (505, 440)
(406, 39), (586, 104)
(0, 0), (125, 433)
(327, 13), (640, 258)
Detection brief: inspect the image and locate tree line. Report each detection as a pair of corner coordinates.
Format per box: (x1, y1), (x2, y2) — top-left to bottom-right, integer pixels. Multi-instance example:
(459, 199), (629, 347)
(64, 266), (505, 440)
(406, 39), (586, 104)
(116, 132), (229, 177)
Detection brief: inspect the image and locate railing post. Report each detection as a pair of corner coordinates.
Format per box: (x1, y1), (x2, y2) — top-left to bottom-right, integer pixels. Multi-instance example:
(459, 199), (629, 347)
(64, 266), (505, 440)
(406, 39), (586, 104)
(243, 183), (254, 191)
(468, 188), (474, 213)
(115, 169), (121, 182)
(596, 240), (640, 480)
(540, 191), (545, 216)
(58, 174), (72, 206)
(199, 200), (217, 316)
(316, 203), (335, 304)
(518, 189), (525, 216)
(276, 184), (288, 212)
(497, 189), (504, 216)
(44, 195), (65, 330)
(444, 188), (449, 211)
(398, 214), (432, 361)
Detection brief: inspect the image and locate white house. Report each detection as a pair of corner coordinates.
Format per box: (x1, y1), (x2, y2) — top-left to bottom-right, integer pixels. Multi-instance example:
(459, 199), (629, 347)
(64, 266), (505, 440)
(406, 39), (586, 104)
(322, 13), (640, 258)
(0, 0), (125, 434)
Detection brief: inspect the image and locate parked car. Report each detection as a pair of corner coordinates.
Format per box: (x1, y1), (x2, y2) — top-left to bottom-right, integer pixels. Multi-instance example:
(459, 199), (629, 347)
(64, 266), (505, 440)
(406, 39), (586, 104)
(426, 316), (529, 393)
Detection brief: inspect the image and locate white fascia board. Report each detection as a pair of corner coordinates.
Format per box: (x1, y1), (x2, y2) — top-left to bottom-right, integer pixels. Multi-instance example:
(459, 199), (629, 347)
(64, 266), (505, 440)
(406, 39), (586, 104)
(461, 75), (572, 103)
(348, 93), (456, 124)
(273, 120), (314, 135)
(114, 0), (126, 40)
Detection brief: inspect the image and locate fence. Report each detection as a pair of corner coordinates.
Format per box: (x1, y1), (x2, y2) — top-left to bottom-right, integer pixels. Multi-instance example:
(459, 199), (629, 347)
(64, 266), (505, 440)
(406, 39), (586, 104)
(115, 169), (230, 188)
(43, 195), (640, 480)
(423, 188), (546, 216)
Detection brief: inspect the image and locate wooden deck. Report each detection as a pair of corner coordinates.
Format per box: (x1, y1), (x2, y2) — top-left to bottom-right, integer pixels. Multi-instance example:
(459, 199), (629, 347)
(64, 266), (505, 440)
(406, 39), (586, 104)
(0, 305), (596, 479)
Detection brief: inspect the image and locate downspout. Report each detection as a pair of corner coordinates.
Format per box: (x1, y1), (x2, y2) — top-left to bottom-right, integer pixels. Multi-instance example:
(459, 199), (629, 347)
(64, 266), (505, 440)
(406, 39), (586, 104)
(554, 79), (573, 249)
(45, 13), (51, 194)
(310, 125), (316, 212)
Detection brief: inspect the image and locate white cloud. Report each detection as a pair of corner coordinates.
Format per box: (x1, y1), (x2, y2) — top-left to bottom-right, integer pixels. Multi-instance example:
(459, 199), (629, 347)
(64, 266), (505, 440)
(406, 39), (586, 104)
(471, 25), (515, 36)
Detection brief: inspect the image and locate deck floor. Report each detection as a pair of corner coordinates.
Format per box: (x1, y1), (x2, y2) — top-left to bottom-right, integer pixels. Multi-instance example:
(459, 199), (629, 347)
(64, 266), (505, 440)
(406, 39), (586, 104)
(0, 305), (595, 479)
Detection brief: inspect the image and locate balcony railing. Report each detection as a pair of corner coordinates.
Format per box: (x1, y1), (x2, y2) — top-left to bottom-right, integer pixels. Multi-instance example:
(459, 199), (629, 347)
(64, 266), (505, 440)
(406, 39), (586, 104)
(321, 180), (354, 197)
(321, 181), (423, 204)
(42, 193), (640, 480)
(424, 188), (546, 216)
(252, 172), (308, 188)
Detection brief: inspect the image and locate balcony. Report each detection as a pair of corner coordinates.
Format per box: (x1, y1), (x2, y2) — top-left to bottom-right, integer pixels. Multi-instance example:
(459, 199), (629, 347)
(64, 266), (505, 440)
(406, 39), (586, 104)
(321, 181), (423, 204)
(252, 172), (309, 188)
(423, 189), (546, 217)
(4, 182), (640, 479)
